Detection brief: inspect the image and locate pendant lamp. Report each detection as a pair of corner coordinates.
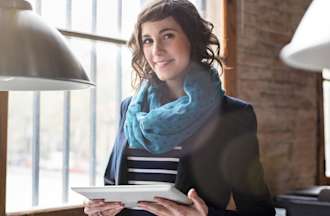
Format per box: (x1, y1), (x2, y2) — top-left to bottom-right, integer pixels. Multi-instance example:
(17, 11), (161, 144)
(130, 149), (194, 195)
(280, 0), (330, 72)
(0, 0), (94, 90)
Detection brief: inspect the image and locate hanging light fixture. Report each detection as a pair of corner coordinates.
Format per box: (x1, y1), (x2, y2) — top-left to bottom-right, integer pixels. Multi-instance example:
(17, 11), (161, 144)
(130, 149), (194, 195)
(0, 0), (94, 90)
(280, 0), (330, 72)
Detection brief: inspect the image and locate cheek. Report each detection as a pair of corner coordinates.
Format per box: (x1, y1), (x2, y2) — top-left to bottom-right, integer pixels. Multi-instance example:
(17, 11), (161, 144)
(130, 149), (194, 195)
(173, 40), (191, 62)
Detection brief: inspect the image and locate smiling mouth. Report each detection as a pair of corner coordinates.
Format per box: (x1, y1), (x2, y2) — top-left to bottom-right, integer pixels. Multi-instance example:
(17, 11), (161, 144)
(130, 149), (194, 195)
(155, 59), (174, 67)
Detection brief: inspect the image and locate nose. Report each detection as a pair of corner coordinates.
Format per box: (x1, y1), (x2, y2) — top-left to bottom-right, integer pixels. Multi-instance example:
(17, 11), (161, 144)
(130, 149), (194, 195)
(152, 39), (165, 56)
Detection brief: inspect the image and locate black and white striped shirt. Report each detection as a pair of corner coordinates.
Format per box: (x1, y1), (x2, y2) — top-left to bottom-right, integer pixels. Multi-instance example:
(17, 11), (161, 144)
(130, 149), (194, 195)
(126, 146), (183, 185)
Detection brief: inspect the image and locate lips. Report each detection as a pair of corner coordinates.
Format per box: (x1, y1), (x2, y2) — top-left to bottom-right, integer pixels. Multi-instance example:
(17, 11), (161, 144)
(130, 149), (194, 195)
(154, 59), (174, 68)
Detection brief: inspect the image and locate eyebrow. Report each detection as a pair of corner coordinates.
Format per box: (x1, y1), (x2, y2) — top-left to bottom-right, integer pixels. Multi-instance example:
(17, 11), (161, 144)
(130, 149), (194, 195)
(142, 27), (178, 38)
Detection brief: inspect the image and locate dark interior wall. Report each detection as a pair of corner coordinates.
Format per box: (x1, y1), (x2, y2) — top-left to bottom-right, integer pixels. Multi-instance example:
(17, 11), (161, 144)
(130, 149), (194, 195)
(235, 0), (319, 195)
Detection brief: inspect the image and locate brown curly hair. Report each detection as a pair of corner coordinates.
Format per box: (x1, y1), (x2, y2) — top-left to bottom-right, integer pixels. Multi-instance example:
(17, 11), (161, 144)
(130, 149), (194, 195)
(128, 0), (223, 89)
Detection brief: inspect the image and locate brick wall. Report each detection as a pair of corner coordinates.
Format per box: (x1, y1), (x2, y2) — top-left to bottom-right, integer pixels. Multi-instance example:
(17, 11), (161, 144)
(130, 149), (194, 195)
(236, 0), (319, 194)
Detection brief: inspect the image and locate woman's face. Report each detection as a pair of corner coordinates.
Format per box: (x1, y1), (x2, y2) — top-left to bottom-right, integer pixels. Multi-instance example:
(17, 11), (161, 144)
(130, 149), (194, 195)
(141, 16), (191, 83)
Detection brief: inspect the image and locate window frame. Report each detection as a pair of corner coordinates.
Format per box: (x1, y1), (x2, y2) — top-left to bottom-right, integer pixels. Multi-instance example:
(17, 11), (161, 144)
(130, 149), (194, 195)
(0, 92), (8, 216)
(318, 74), (330, 184)
(0, 0), (236, 214)
(220, 0), (237, 97)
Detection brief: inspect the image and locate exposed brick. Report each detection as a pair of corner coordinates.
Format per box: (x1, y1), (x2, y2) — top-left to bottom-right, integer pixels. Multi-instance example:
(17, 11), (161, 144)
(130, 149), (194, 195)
(238, 25), (292, 46)
(236, 0), (317, 195)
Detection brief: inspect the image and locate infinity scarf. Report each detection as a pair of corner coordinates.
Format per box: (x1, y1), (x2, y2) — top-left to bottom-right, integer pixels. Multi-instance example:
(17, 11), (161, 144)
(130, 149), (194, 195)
(124, 64), (224, 154)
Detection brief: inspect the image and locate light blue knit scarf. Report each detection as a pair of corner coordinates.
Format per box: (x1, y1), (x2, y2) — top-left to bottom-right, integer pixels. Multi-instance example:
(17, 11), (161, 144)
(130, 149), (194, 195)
(124, 64), (224, 154)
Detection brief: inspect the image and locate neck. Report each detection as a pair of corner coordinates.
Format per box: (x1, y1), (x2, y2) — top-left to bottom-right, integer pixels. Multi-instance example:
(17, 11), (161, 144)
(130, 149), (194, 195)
(165, 79), (185, 100)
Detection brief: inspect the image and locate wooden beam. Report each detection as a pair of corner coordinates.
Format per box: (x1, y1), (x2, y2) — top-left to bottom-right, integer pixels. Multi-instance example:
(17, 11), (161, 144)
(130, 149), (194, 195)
(6, 205), (85, 216)
(220, 0), (237, 97)
(220, 0), (237, 210)
(220, 0), (229, 60)
(0, 91), (8, 216)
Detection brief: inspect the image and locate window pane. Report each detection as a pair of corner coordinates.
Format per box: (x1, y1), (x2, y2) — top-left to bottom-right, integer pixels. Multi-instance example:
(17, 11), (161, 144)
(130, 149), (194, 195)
(94, 42), (120, 185)
(121, 48), (134, 98)
(69, 89), (91, 185)
(324, 80), (330, 177)
(323, 69), (330, 80)
(39, 92), (64, 207)
(97, 0), (120, 38)
(40, 0), (66, 28)
(7, 92), (33, 212)
(121, 0), (142, 39)
(71, 0), (93, 33)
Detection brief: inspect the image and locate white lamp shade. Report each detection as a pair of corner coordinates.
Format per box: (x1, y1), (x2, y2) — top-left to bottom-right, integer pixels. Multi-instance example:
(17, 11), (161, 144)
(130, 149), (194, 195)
(280, 0), (330, 71)
(0, 0), (95, 90)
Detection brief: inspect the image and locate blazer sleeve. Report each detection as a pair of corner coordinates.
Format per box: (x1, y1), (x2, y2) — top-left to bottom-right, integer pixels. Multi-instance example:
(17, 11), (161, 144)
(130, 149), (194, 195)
(104, 97), (131, 185)
(186, 100), (275, 216)
(227, 105), (275, 216)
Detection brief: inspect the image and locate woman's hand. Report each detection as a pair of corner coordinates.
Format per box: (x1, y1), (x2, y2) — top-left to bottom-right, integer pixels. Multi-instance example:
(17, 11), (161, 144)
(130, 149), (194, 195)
(83, 199), (125, 216)
(138, 188), (208, 216)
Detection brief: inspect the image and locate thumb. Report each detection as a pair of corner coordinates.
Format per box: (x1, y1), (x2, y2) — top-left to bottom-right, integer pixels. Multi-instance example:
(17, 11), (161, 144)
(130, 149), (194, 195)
(188, 188), (208, 214)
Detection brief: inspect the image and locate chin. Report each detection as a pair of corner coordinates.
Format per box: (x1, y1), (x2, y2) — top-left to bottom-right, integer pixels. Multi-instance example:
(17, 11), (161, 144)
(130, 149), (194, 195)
(156, 75), (170, 82)
(156, 71), (178, 81)
(154, 70), (170, 81)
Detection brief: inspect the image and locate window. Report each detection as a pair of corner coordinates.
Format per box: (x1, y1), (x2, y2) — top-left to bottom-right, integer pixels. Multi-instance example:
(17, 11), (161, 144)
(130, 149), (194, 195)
(6, 0), (141, 212)
(322, 69), (330, 182)
(4, 0), (211, 214)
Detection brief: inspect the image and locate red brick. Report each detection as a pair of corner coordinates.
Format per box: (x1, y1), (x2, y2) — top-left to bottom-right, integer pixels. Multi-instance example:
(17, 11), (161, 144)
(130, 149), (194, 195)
(236, 0), (316, 195)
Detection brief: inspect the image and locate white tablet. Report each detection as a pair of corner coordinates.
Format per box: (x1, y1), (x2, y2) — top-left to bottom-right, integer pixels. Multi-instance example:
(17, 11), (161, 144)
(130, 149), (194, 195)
(72, 184), (192, 208)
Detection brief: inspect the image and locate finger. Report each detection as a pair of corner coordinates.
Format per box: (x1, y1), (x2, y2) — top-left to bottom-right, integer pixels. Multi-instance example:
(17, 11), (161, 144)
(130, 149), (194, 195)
(154, 197), (182, 210)
(102, 206), (125, 216)
(103, 201), (124, 207)
(84, 207), (107, 215)
(99, 203), (124, 211)
(84, 199), (105, 207)
(84, 206), (100, 215)
(85, 200), (122, 208)
(84, 203), (124, 215)
(188, 188), (208, 214)
(138, 201), (169, 216)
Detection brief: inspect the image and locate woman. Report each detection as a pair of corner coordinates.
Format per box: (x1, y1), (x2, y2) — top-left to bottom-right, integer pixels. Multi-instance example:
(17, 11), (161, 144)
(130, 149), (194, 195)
(84, 0), (275, 215)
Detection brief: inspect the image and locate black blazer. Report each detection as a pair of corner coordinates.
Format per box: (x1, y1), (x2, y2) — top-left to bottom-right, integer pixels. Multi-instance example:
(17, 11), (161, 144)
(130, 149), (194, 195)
(104, 95), (275, 216)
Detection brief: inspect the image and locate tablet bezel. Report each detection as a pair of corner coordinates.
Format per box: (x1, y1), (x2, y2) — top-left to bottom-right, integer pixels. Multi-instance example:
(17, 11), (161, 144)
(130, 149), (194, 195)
(72, 184), (192, 208)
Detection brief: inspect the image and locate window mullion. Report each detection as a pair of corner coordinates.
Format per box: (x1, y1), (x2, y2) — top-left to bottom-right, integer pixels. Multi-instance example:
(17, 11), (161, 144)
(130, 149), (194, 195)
(89, 0), (98, 186)
(58, 29), (127, 45)
(62, 91), (71, 203)
(89, 46), (97, 186)
(61, 0), (73, 204)
(32, 0), (42, 208)
(115, 0), (123, 129)
(32, 92), (41, 206)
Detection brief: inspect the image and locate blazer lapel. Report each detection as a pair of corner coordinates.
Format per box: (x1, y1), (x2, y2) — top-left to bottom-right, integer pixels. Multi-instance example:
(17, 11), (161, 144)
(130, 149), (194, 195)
(115, 133), (129, 185)
(174, 96), (226, 193)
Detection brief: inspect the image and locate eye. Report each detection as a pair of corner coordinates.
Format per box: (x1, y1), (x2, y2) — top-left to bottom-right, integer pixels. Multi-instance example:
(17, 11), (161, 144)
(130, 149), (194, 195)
(163, 33), (174, 40)
(142, 38), (153, 45)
